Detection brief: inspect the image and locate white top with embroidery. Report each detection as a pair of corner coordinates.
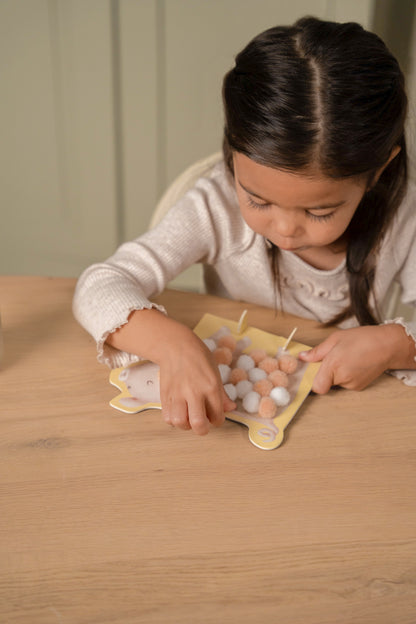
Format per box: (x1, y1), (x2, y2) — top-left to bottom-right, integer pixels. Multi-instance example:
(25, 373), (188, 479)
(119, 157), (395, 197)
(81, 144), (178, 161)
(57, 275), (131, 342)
(73, 160), (416, 384)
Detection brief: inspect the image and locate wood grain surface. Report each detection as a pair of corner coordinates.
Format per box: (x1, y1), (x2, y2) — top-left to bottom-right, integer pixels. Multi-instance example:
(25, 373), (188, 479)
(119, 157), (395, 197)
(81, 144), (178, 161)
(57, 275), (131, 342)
(0, 276), (415, 624)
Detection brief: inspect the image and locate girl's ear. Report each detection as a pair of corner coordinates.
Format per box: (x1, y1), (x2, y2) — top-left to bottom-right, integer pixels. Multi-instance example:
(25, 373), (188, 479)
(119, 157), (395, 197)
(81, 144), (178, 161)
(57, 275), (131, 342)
(368, 145), (401, 188)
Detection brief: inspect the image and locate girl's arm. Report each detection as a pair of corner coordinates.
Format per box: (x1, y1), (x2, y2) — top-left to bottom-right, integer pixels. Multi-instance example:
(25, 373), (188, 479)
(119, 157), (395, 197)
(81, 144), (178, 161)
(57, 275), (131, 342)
(72, 164), (235, 370)
(106, 308), (236, 434)
(73, 164), (239, 432)
(299, 323), (416, 393)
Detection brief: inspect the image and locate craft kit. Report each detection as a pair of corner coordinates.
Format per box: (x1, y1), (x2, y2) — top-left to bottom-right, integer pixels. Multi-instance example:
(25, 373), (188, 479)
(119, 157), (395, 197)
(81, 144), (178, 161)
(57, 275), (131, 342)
(109, 312), (320, 450)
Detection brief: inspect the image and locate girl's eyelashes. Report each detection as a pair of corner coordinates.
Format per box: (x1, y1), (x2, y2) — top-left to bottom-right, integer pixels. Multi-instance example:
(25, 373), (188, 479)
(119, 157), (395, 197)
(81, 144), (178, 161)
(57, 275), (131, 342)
(246, 193), (336, 222)
(245, 194), (272, 210)
(306, 211), (335, 222)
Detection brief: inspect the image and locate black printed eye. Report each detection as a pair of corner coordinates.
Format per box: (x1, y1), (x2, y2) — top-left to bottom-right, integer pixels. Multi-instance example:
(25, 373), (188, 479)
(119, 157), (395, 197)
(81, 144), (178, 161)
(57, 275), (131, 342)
(146, 380), (154, 385)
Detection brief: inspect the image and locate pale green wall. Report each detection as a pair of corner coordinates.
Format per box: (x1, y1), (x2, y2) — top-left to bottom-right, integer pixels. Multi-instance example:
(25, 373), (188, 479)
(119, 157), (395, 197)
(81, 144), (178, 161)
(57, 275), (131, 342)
(1, 0), (415, 318)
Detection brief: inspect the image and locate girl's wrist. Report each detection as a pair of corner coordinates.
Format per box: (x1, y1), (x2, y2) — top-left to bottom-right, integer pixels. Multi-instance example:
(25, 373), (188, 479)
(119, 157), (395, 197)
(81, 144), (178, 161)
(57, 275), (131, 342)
(107, 308), (195, 365)
(147, 315), (197, 366)
(380, 323), (416, 371)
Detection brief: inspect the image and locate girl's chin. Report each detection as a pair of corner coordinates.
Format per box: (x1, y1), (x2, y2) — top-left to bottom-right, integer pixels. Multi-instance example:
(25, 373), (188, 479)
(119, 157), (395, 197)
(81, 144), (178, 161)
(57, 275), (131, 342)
(277, 244), (309, 252)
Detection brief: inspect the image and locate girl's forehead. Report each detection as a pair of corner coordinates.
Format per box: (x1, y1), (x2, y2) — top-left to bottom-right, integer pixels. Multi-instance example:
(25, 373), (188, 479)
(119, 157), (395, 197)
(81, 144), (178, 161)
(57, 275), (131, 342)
(233, 152), (366, 205)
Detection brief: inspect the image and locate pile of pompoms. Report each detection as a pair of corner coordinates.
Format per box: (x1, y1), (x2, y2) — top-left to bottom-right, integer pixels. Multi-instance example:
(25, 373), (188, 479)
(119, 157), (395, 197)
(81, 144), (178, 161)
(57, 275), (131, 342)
(203, 327), (299, 420)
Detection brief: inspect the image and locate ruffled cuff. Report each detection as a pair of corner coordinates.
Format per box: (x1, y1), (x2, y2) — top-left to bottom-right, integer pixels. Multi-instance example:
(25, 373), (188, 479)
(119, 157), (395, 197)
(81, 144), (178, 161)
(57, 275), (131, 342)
(382, 317), (416, 387)
(97, 302), (167, 368)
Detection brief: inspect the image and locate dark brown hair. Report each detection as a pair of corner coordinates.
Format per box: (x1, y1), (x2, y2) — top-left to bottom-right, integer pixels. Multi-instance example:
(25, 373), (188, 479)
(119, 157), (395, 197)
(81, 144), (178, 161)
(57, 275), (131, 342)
(222, 16), (408, 325)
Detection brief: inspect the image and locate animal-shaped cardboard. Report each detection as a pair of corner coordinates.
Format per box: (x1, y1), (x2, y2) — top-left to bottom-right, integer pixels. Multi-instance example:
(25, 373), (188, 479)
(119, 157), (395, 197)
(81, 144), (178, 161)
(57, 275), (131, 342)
(113, 361), (160, 410)
(109, 313), (320, 450)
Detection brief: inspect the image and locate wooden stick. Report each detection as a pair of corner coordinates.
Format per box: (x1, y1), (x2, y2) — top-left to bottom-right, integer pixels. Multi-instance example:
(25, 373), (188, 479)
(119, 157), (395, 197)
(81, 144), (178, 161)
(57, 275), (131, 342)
(237, 309), (248, 334)
(282, 326), (297, 352)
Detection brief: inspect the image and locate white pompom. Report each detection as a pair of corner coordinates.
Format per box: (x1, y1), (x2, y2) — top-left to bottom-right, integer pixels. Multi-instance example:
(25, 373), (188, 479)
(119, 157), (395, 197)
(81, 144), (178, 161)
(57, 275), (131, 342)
(242, 391), (261, 413)
(236, 336), (251, 351)
(203, 338), (217, 352)
(270, 386), (291, 406)
(235, 379), (253, 399)
(248, 367), (267, 383)
(236, 354), (255, 371)
(224, 383), (237, 401)
(212, 326), (231, 340)
(218, 363), (231, 384)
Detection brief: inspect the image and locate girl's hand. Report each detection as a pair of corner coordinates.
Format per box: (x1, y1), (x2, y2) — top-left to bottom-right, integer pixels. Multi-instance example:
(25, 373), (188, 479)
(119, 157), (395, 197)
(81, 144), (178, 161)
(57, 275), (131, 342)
(159, 325), (236, 435)
(106, 309), (235, 435)
(298, 324), (416, 394)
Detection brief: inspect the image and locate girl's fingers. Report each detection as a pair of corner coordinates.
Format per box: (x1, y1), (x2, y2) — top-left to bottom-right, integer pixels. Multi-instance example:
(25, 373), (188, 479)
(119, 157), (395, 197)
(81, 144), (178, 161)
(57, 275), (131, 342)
(160, 361), (232, 435)
(167, 397), (191, 430)
(222, 388), (237, 414)
(312, 365), (334, 394)
(188, 399), (211, 436)
(164, 391), (211, 435)
(206, 401), (225, 428)
(163, 411), (172, 425)
(298, 345), (325, 363)
(299, 334), (340, 393)
(299, 335), (337, 363)
(205, 384), (234, 428)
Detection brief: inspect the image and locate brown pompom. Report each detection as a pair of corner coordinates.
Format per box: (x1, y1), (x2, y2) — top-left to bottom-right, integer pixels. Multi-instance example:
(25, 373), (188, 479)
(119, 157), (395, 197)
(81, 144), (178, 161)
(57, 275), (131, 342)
(217, 334), (237, 351)
(253, 378), (273, 397)
(258, 396), (277, 419)
(268, 369), (289, 388)
(213, 347), (233, 366)
(258, 356), (280, 374)
(229, 367), (248, 384)
(278, 354), (298, 374)
(249, 348), (268, 365)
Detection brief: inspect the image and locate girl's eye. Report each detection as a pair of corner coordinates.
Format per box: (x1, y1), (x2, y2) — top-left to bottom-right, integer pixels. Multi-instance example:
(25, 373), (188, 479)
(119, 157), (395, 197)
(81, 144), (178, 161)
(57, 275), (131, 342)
(246, 195), (272, 210)
(306, 211), (335, 222)
(245, 191), (336, 221)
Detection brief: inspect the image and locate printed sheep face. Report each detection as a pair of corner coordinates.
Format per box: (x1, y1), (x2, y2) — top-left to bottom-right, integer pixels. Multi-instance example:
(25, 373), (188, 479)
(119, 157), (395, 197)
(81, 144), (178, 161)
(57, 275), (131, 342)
(111, 361), (161, 409)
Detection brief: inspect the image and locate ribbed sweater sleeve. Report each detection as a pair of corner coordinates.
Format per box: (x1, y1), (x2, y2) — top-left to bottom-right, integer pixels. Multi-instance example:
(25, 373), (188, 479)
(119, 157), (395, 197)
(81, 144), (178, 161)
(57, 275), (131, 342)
(72, 166), (236, 367)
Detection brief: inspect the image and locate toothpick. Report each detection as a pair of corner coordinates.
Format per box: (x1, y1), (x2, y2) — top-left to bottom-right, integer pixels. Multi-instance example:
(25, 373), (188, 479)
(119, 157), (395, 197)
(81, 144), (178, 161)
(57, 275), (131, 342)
(237, 309), (248, 335)
(282, 326), (297, 352)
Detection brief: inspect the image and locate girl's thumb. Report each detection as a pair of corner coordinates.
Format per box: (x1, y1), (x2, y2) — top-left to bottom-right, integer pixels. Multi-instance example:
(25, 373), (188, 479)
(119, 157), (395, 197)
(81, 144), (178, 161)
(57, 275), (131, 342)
(298, 344), (325, 363)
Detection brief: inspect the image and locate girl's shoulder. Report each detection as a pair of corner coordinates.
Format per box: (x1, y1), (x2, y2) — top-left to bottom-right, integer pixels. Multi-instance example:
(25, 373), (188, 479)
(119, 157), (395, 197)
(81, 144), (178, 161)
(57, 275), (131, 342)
(153, 156), (240, 226)
(196, 157), (238, 206)
(380, 180), (416, 261)
(400, 179), (416, 212)
(149, 156), (257, 258)
(389, 180), (416, 237)
(176, 156), (249, 231)
(191, 158), (258, 250)
(171, 155), (236, 208)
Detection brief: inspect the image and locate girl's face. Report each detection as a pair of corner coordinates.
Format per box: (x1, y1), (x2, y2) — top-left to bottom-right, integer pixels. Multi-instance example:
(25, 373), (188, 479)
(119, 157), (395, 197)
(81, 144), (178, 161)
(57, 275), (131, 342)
(233, 152), (367, 253)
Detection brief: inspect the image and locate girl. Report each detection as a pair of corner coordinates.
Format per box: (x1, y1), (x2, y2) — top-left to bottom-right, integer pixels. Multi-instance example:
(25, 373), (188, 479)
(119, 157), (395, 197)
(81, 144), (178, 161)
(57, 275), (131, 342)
(73, 17), (416, 435)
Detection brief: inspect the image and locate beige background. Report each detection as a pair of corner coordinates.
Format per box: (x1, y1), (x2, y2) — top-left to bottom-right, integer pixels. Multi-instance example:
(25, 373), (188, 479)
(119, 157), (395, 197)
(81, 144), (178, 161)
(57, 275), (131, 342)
(1, 0), (415, 315)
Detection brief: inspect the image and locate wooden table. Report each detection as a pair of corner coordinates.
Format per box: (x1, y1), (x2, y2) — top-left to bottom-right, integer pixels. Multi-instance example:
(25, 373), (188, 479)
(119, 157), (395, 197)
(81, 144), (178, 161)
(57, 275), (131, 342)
(1, 276), (415, 624)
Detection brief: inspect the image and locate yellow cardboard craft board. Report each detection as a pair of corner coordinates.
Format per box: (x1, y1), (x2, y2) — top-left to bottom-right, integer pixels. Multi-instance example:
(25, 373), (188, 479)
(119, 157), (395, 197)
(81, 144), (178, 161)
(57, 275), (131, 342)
(109, 313), (320, 450)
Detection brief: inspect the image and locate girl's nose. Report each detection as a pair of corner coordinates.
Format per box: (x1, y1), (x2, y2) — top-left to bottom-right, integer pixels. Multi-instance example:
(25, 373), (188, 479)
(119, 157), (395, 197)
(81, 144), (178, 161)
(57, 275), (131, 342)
(275, 212), (300, 238)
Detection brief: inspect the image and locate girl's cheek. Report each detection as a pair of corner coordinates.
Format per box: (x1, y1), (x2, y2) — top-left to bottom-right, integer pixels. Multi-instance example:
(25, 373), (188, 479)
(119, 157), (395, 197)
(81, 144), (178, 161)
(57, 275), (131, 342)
(239, 207), (263, 232)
